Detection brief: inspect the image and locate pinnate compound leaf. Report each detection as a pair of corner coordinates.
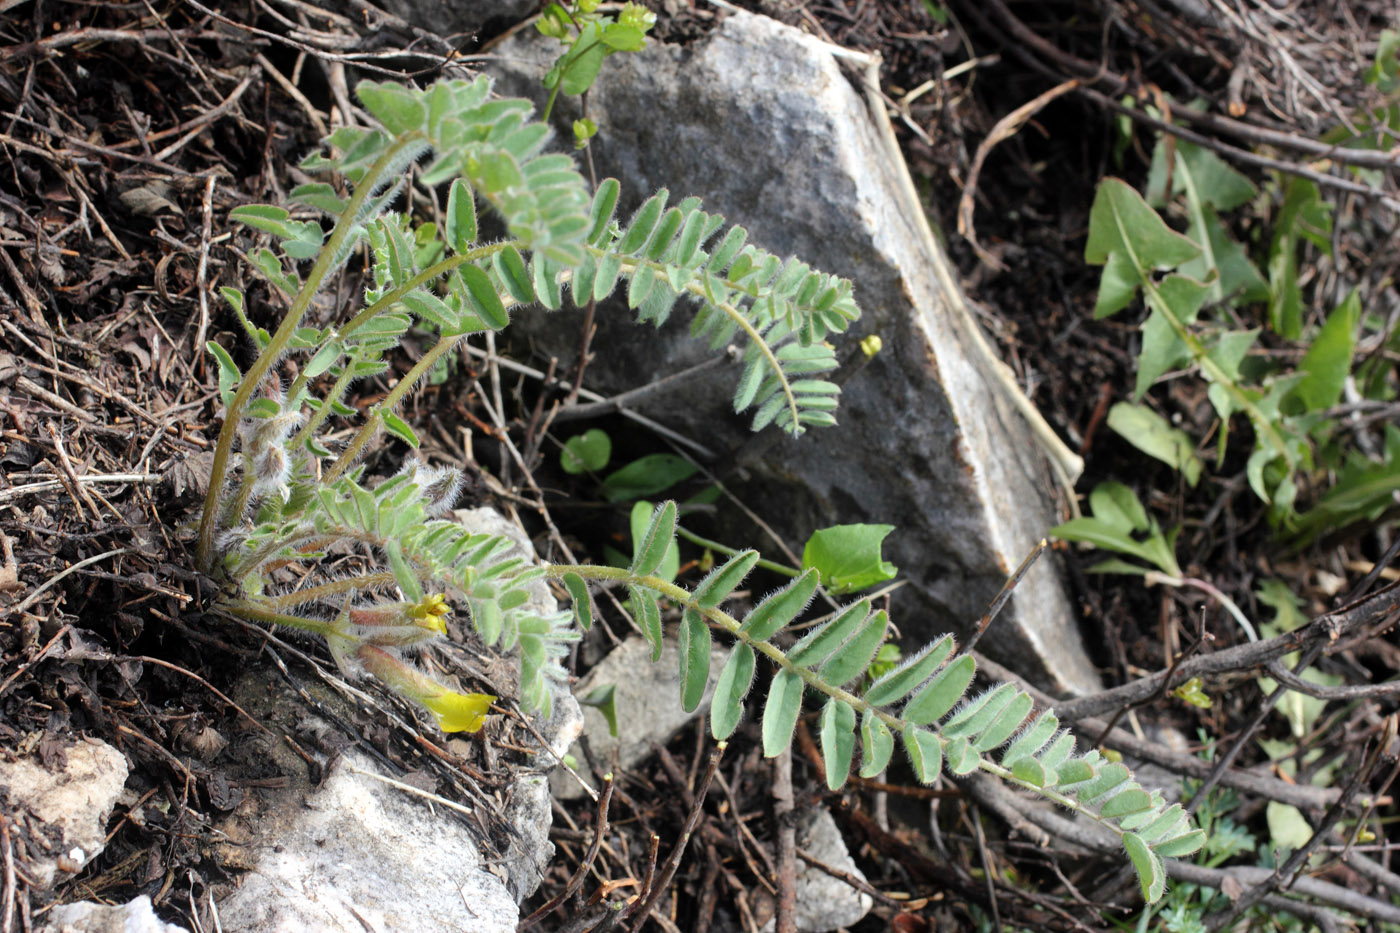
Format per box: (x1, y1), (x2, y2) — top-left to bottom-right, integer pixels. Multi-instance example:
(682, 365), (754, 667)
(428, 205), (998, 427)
(858, 711), (894, 778)
(693, 550), (759, 609)
(801, 524), (899, 594)
(562, 572), (593, 631)
(678, 609), (711, 713)
(819, 699), (857, 791)
(902, 653), (976, 725)
(762, 668), (805, 758)
(711, 643), (755, 739)
(741, 569), (820, 642)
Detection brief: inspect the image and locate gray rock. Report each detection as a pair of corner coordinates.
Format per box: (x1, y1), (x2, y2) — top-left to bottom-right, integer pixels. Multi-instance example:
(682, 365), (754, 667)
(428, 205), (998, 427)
(759, 809), (872, 933)
(215, 508), (581, 931)
(363, 0), (535, 39)
(0, 737), (128, 889)
(40, 896), (188, 933)
(488, 11), (1099, 695)
(551, 635), (729, 801)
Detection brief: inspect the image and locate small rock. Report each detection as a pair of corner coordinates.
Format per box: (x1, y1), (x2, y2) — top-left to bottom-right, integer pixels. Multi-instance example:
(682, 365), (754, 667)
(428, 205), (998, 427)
(756, 808), (872, 933)
(40, 896), (188, 933)
(551, 635), (729, 801)
(0, 737), (127, 889)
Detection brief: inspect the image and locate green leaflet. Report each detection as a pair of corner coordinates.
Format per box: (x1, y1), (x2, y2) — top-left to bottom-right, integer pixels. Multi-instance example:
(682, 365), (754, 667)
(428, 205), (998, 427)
(1123, 832), (1166, 904)
(971, 690), (1033, 752)
(630, 585), (663, 660)
(817, 610), (888, 687)
(903, 726), (942, 784)
(740, 569), (819, 642)
(858, 710), (894, 778)
(788, 599), (871, 667)
(630, 500), (677, 577)
(711, 643), (755, 740)
(458, 265), (509, 331)
(678, 608), (711, 713)
(693, 550), (759, 609)
(902, 654), (976, 725)
(562, 572), (593, 631)
(1001, 710), (1059, 765)
(1038, 733), (1077, 772)
(762, 668), (805, 758)
(819, 698), (856, 791)
(863, 635), (955, 706)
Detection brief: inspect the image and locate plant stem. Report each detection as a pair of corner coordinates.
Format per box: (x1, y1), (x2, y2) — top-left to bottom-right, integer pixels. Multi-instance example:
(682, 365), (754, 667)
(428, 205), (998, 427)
(675, 526), (798, 578)
(224, 599), (338, 639)
(264, 572), (397, 610)
(197, 134), (424, 571)
(1144, 571), (1259, 642)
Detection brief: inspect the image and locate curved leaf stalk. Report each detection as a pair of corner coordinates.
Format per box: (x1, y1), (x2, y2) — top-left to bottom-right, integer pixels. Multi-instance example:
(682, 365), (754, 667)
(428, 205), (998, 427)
(197, 133), (425, 572)
(542, 534), (1204, 904)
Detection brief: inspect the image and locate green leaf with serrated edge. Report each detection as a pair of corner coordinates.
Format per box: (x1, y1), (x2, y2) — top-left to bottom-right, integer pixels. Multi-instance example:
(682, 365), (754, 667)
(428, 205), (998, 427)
(819, 699), (857, 791)
(446, 179), (477, 252)
(1152, 829), (1206, 858)
(1037, 731), (1076, 771)
(1001, 710), (1059, 765)
(902, 654), (976, 725)
(678, 608), (711, 713)
(381, 411), (419, 448)
(1123, 832), (1165, 904)
(1294, 290), (1358, 411)
(562, 572), (593, 631)
(972, 690), (1033, 752)
(903, 727), (942, 783)
(1056, 759), (1095, 787)
(943, 683), (1018, 738)
(458, 265), (509, 331)
(694, 550), (759, 609)
(1078, 762), (1131, 802)
(494, 245), (535, 304)
(762, 669), (805, 758)
(1107, 402), (1203, 488)
(859, 711), (894, 778)
(560, 428), (611, 475)
(620, 191), (667, 255)
(630, 500), (677, 577)
(819, 610), (888, 686)
(740, 569), (820, 642)
(1100, 788), (1154, 819)
(711, 643), (755, 740)
(230, 204), (291, 237)
(788, 599), (871, 667)
(801, 524), (898, 595)
(863, 636), (955, 707)
(206, 341), (240, 408)
(630, 585), (663, 661)
(1010, 757), (1049, 788)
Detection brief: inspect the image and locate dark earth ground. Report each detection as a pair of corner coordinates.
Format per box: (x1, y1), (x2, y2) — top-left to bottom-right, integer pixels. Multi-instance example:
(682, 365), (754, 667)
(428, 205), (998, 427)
(2, 1), (1399, 930)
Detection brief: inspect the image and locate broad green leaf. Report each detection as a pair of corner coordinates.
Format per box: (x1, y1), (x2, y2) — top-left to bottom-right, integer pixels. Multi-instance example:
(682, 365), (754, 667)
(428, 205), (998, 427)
(1057, 758), (1095, 787)
(678, 608), (711, 713)
(858, 711), (894, 778)
(1107, 402), (1203, 487)
(902, 654), (976, 725)
(819, 698), (856, 790)
(1293, 290), (1358, 411)
(1089, 481), (1150, 533)
(630, 500), (677, 577)
(357, 81), (425, 135)
(560, 428), (611, 474)
(693, 550), (759, 609)
(801, 524), (899, 595)
(1204, 328), (1260, 383)
(902, 727), (942, 783)
(603, 454), (697, 502)
(446, 179), (477, 252)
(740, 569), (819, 642)
(559, 24), (607, 96)
(762, 668), (805, 758)
(1085, 178), (1201, 272)
(711, 643), (755, 739)
(562, 572), (593, 631)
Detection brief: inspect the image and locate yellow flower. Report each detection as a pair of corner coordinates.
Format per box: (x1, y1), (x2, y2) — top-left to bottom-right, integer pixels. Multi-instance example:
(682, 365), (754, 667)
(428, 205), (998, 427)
(408, 593), (451, 634)
(423, 690), (495, 733)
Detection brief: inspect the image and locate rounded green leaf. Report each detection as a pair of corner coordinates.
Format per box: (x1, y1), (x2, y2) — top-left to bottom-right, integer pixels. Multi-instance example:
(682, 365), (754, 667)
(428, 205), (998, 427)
(902, 654), (976, 725)
(1122, 831), (1166, 904)
(819, 699), (856, 791)
(902, 726), (942, 784)
(801, 524), (898, 595)
(858, 710), (894, 778)
(560, 429), (612, 474)
(740, 569), (820, 642)
(762, 668), (804, 758)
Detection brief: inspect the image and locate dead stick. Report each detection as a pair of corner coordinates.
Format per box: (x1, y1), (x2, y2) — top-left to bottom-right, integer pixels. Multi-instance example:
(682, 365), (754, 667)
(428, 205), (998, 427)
(519, 776), (614, 929)
(772, 747), (797, 933)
